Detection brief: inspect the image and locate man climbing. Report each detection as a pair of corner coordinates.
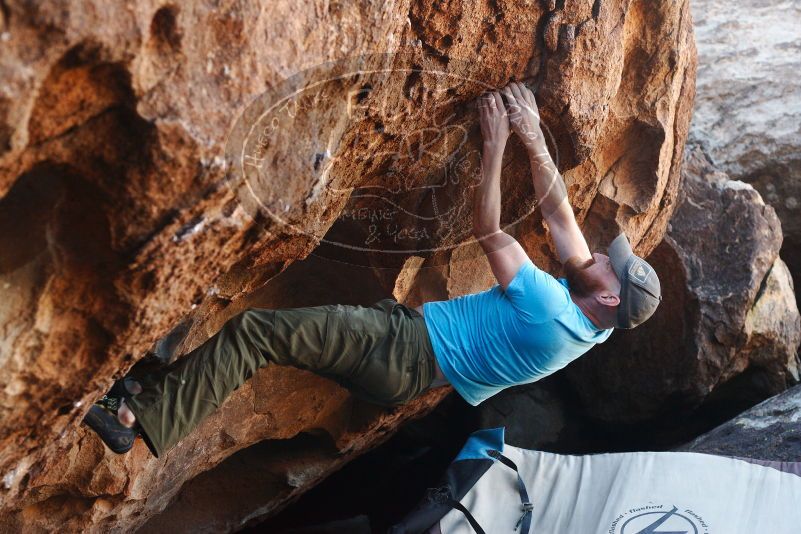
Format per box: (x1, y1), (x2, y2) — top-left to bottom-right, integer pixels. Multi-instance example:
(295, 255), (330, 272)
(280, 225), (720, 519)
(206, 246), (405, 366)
(83, 82), (661, 456)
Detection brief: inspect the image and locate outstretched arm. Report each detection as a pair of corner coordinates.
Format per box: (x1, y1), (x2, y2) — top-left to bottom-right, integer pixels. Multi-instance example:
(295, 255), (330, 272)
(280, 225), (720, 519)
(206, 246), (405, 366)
(474, 91), (531, 290)
(501, 82), (592, 265)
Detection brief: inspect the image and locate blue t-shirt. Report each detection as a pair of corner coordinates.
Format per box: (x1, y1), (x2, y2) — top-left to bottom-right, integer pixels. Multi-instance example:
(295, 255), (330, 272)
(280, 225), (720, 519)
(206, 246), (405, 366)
(422, 259), (614, 406)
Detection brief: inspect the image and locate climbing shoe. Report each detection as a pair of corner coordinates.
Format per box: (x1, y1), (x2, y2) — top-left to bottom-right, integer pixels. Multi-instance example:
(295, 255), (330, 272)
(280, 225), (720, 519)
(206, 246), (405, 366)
(83, 404), (138, 454)
(82, 377), (141, 454)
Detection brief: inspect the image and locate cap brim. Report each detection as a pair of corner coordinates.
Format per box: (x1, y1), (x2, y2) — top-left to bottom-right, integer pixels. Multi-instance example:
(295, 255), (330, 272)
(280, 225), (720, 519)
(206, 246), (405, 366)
(607, 233), (633, 280)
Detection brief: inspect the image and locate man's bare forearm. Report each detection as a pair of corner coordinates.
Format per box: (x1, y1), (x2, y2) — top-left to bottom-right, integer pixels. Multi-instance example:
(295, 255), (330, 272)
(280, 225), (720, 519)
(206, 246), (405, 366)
(473, 143), (504, 235)
(527, 135), (568, 221)
(501, 81), (590, 264)
(474, 90), (523, 261)
(473, 143), (519, 254)
(499, 81), (569, 221)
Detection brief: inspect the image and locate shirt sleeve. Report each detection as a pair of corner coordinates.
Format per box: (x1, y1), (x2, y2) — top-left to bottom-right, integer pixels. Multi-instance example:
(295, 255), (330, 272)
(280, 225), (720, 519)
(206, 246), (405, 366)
(503, 259), (570, 323)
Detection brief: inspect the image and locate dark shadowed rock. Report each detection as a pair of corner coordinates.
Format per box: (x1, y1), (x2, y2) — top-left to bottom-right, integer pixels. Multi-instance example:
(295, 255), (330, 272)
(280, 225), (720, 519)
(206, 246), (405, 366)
(565, 144), (801, 425)
(476, 377), (572, 451)
(678, 383), (801, 462)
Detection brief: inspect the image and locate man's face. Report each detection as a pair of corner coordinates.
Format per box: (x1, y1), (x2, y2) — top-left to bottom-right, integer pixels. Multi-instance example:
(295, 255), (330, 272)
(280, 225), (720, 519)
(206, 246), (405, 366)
(585, 253), (621, 295)
(563, 253), (621, 301)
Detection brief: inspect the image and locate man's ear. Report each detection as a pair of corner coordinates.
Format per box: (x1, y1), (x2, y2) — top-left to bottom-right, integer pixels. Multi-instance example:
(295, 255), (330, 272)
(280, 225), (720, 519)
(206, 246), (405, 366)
(595, 292), (620, 307)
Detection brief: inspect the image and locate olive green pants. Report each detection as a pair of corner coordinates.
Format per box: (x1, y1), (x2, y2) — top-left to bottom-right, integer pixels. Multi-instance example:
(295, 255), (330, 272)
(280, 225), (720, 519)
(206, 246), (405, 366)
(125, 298), (437, 457)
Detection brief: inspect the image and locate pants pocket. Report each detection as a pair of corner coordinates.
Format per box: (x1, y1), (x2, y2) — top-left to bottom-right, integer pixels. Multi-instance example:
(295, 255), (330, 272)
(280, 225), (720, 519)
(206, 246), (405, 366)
(320, 300), (415, 405)
(317, 305), (377, 371)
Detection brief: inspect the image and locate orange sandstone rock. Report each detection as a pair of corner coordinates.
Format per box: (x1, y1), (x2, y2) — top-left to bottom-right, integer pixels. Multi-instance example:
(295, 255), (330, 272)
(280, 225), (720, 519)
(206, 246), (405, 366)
(0, 0), (695, 530)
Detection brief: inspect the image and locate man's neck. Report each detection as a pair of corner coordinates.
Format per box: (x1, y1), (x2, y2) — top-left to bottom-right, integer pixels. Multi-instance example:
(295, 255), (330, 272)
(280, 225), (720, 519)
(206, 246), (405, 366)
(569, 291), (605, 330)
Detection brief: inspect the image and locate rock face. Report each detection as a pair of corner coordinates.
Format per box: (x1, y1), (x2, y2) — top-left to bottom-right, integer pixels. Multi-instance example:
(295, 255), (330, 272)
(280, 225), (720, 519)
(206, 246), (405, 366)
(0, 0), (696, 531)
(690, 0), (801, 300)
(678, 383), (801, 462)
(566, 144), (801, 426)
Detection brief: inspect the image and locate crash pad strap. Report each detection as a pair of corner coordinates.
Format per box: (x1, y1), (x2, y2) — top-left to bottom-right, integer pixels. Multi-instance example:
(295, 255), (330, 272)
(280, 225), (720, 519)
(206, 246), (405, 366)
(489, 449), (533, 533)
(445, 498), (486, 534)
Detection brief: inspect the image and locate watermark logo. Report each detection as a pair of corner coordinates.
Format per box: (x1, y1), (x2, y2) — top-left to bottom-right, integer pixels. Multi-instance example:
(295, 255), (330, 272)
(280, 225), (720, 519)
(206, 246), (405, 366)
(224, 53), (560, 267)
(609, 504), (709, 534)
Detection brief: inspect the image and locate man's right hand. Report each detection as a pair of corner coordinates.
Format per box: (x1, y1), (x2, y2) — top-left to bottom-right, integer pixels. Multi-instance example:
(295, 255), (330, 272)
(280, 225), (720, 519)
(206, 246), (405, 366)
(501, 82), (543, 152)
(478, 91), (510, 152)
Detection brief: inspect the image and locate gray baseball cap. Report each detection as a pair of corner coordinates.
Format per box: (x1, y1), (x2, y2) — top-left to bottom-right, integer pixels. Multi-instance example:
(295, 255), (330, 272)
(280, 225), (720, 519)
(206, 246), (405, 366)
(607, 233), (662, 329)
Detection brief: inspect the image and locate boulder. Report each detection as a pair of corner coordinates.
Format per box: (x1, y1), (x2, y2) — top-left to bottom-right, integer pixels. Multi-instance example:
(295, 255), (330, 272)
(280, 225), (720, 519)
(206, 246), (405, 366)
(690, 0), (801, 299)
(566, 144), (801, 426)
(477, 377), (576, 452)
(0, 0), (696, 530)
(678, 383), (801, 462)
